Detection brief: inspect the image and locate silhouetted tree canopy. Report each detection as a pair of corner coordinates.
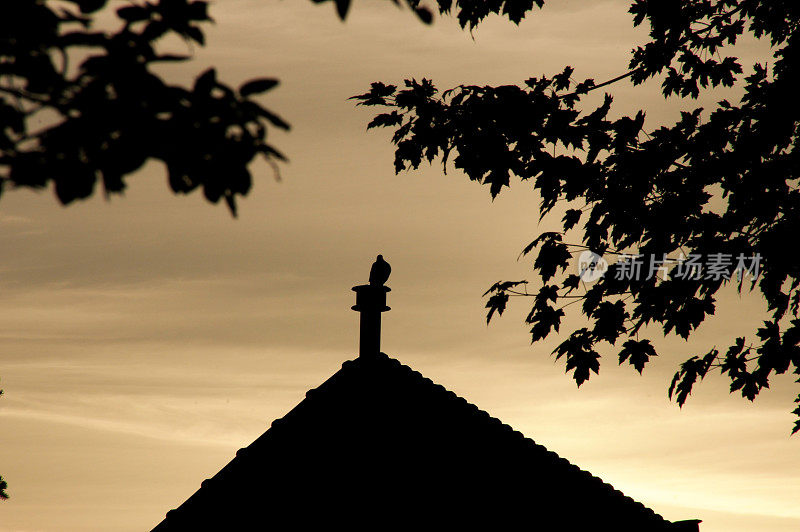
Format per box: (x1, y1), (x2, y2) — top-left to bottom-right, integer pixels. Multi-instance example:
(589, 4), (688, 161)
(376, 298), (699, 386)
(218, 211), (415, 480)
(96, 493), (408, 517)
(354, 1), (800, 434)
(0, 0), (495, 214)
(0, 0), (295, 216)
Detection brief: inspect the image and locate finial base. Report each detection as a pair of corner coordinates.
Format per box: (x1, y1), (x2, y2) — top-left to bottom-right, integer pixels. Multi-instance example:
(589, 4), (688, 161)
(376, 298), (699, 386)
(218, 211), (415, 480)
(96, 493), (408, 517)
(352, 284), (391, 358)
(351, 284), (391, 312)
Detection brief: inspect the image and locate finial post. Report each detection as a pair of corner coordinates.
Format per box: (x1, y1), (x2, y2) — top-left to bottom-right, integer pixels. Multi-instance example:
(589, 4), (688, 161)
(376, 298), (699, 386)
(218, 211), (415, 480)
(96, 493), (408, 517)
(351, 284), (390, 357)
(353, 256), (391, 357)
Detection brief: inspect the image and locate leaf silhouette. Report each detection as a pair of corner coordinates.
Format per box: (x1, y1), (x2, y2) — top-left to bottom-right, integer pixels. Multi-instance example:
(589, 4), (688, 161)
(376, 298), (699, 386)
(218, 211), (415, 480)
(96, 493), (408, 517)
(239, 78), (280, 97)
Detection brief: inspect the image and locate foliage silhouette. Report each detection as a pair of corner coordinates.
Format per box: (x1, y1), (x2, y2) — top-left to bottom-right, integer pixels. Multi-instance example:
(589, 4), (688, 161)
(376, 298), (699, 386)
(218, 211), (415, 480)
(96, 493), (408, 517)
(353, 1), (800, 434)
(0, 0), (291, 216)
(0, 0), (480, 214)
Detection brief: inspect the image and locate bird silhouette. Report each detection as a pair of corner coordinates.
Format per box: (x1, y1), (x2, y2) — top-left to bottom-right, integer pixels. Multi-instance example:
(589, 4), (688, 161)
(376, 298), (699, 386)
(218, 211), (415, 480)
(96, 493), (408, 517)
(369, 255), (391, 286)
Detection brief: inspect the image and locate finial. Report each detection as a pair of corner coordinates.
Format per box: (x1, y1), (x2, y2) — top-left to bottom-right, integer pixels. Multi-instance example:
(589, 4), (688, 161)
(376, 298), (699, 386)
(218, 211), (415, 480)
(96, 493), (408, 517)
(352, 256), (391, 357)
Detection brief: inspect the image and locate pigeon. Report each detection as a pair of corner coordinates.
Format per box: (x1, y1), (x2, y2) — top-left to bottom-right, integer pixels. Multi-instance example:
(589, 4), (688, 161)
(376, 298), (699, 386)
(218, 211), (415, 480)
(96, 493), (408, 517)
(369, 255), (391, 286)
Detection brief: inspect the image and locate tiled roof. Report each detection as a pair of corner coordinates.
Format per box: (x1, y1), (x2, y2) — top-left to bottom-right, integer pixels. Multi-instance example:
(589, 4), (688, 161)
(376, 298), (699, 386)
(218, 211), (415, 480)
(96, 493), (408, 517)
(152, 352), (700, 531)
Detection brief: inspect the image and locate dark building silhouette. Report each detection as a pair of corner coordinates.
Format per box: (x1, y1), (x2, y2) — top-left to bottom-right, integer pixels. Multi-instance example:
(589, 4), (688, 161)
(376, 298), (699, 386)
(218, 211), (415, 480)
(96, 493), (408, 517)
(152, 262), (701, 531)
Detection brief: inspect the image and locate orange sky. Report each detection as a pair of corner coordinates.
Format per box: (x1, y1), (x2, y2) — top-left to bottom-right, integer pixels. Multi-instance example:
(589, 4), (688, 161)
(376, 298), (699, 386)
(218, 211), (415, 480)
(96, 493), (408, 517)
(0, 1), (798, 531)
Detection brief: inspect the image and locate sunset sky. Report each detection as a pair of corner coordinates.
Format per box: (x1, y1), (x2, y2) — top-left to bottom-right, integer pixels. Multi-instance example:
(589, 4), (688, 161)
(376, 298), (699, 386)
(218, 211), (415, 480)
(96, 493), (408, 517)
(1, 1), (798, 530)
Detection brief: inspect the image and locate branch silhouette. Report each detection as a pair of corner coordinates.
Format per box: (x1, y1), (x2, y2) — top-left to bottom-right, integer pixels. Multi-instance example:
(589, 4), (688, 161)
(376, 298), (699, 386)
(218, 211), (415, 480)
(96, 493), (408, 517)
(354, 0), (800, 434)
